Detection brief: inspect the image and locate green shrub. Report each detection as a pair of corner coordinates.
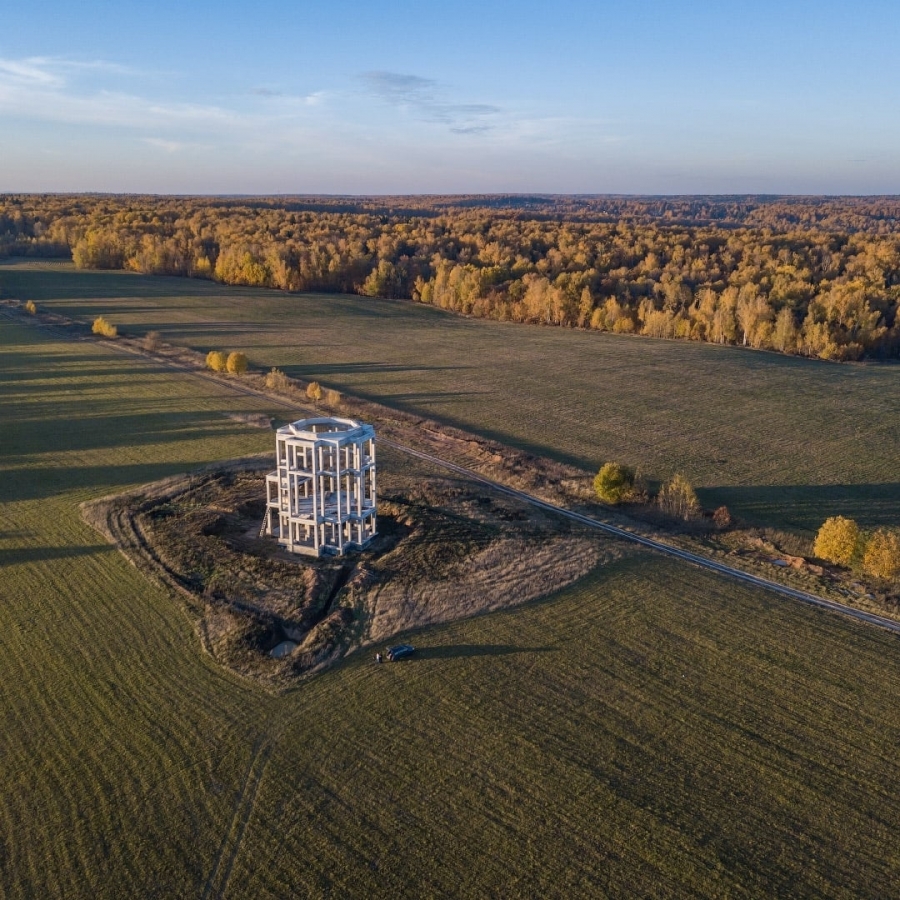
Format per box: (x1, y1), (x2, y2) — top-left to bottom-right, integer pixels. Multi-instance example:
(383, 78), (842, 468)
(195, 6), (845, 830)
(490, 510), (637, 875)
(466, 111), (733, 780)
(593, 462), (635, 504)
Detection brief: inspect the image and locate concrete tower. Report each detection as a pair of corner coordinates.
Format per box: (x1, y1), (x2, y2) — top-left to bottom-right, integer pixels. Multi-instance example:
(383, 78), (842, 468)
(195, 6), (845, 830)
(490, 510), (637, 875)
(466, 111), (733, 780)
(265, 417), (376, 556)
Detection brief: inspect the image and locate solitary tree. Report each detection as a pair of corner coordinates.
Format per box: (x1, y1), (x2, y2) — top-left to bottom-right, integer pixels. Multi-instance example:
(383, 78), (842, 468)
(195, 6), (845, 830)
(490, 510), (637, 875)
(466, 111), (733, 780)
(658, 474), (700, 520)
(306, 381), (323, 407)
(593, 462), (635, 505)
(813, 516), (860, 567)
(24, 300), (37, 315)
(862, 528), (900, 579)
(226, 351), (248, 375)
(206, 350), (228, 373)
(91, 316), (117, 338)
(712, 505), (732, 528)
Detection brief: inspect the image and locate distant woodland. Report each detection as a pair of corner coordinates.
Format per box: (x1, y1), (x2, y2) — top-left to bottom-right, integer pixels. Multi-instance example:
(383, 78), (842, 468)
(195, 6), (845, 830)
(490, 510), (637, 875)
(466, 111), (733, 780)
(2, 193), (899, 360)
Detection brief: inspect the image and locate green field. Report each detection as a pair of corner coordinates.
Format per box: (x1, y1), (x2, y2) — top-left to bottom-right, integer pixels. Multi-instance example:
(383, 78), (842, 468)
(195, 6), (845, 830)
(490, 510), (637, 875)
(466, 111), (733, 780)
(3, 259), (898, 534)
(4, 312), (900, 896)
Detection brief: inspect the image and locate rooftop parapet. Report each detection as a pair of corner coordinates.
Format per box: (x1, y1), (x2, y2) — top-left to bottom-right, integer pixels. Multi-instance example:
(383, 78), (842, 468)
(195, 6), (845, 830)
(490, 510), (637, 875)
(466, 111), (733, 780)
(278, 417), (374, 443)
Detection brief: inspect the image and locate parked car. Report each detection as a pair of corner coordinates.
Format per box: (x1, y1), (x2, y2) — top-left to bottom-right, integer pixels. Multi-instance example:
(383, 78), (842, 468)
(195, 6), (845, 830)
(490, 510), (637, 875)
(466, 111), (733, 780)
(386, 644), (415, 662)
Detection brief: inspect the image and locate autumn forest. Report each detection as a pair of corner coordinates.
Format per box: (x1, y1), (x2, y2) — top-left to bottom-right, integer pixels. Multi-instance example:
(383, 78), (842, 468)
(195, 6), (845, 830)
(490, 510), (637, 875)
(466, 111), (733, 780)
(2, 193), (899, 360)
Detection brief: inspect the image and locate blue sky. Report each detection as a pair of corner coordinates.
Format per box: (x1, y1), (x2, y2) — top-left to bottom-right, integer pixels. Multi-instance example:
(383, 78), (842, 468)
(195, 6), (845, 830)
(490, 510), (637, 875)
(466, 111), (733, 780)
(2, 0), (899, 194)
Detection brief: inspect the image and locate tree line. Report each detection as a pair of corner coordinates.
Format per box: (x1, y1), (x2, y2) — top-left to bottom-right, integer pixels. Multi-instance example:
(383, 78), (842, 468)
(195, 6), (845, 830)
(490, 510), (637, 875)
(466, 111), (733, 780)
(2, 193), (899, 360)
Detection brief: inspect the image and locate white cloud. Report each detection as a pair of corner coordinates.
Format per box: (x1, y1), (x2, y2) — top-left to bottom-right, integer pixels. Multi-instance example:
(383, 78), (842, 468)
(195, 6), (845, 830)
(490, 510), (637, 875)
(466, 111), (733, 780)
(0, 57), (63, 87)
(0, 54), (344, 153)
(0, 57), (244, 132)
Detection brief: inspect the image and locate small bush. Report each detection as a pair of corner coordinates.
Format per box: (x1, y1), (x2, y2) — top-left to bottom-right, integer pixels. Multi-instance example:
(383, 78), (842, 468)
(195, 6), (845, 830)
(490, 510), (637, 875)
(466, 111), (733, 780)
(712, 505), (732, 528)
(306, 381), (323, 407)
(593, 462), (635, 505)
(323, 388), (342, 409)
(813, 516), (860, 567)
(265, 367), (290, 391)
(226, 351), (248, 375)
(142, 330), (161, 351)
(24, 300), (37, 315)
(658, 474), (700, 521)
(862, 528), (900, 579)
(92, 316), (118, 338)
(206, 350), (228, 372)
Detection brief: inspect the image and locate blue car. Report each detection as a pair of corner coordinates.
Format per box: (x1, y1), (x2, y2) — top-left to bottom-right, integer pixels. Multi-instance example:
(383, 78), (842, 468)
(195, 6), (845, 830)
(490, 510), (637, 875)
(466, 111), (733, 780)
(386, 644), (415, 662)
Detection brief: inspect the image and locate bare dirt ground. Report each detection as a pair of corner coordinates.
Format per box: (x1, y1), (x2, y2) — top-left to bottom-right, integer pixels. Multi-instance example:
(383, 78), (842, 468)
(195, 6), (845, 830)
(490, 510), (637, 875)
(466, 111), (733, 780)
(82, 456), (618, 686)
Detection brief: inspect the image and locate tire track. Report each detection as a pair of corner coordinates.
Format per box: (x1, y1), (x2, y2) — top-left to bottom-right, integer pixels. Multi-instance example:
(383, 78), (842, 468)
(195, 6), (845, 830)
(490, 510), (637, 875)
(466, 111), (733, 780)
(201, 737), (273, 900)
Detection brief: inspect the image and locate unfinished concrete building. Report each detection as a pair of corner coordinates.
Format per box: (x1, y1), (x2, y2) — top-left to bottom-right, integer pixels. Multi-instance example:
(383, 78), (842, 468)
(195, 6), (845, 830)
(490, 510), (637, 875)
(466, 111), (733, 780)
(265, 417), (376, 556)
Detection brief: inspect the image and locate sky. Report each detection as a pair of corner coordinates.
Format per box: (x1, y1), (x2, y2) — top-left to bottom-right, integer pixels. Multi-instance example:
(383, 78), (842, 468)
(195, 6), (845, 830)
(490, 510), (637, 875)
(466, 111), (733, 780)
(2, 0), (900, 195)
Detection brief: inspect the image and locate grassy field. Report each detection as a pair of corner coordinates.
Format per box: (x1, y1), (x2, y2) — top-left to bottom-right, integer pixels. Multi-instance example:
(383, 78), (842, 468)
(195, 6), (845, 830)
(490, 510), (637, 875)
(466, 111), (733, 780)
(2, 259), (898, 534)
(4, 316), (900, 896)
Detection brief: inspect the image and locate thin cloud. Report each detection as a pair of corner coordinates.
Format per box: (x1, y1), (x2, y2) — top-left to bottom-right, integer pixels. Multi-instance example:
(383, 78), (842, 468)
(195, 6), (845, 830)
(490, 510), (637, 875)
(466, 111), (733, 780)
(362, 71), (437, 102)
(450, 125), (494, 135)
(142, 137), (185, 153)
(0, 56), (136, 86)
(361, 70), (500, 133)
(53, 58), (137, 75)
(0, 58), (62, 87)
(0, 86), (240, 131)
(0, 55), (249, 132)
(252, 88), (326, 108)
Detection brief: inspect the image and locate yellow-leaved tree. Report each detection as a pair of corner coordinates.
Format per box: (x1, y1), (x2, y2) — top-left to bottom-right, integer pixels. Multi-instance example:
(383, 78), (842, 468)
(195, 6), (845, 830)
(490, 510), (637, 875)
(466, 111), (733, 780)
(813, 516), (860, 567)
(658, 474), (700, 520)
(226, 352), (248, 375)
(91, 316), (117, 338)
(206, 350), (228, 373)
(862, 528), (900, 579)
(306, 381), (323, 407)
